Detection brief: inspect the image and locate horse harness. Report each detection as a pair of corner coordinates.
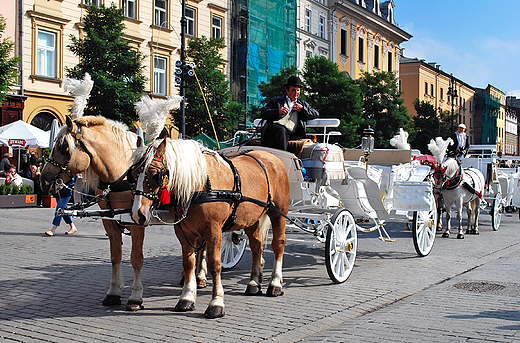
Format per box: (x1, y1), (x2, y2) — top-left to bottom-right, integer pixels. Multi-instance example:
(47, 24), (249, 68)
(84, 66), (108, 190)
(439, 163), (482, 199)
(139, 149), (286, 233)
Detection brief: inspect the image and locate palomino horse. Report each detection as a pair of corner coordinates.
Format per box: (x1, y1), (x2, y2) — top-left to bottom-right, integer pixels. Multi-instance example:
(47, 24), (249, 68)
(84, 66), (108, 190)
(130, 133), (290, 318)
(431, 157), (485, 239)
(40, 116), (148, 310)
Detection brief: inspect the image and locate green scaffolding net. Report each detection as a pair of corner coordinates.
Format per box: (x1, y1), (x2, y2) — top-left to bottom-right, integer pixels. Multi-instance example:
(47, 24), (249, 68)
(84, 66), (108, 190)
(232, 0), (297, 109)
(475, 92), (500, 145)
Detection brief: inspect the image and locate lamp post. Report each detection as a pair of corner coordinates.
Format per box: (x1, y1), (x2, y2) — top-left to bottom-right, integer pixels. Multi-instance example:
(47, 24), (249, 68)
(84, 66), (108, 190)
(179, 0), (187, 139)
(362, 126), (374, 170)
(447, 73), (458, 134)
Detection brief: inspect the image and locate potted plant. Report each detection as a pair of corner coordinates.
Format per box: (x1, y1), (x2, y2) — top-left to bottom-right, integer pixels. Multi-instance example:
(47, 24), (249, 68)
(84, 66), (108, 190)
(42, 193), (57, 208)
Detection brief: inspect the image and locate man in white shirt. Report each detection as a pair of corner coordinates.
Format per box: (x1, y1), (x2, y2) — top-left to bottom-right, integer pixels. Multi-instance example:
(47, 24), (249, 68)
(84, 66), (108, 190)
(448, 123), (470, 159)
(5, 166), (23, 187)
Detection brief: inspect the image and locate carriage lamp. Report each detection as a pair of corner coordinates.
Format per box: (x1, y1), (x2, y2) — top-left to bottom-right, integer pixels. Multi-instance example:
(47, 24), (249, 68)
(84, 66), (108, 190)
(362, 126), (375, 170)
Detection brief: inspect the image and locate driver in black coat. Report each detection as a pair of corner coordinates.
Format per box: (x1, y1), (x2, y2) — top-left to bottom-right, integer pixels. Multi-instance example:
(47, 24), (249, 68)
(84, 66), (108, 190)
(260, 76), (319, 151)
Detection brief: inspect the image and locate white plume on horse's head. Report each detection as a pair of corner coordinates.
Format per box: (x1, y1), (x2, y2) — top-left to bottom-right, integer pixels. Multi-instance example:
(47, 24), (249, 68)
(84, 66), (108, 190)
(63, 73), (94, 120)
(136, 95), (183, 141)
(428, 137), (453, 163)
(389, 128), (410, 150)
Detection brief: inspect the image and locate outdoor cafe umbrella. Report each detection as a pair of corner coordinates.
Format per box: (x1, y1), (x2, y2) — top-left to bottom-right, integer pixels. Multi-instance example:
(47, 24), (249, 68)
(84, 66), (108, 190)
(0, 120), (50, 169)
(48, 119), (60, 148)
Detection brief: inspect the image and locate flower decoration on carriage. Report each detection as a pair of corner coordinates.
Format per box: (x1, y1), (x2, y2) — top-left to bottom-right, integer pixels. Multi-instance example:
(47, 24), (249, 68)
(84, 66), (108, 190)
(390, 128), (411, 150)
(135, 95), (183, 142)
(63, 73), (94, 120)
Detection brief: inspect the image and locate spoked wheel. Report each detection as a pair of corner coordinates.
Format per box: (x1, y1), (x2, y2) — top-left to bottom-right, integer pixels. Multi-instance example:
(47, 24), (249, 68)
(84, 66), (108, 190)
(221, 230), (247, 269)
(412, 200), (437, 257)
(491, 192), (503, 231)
(325, 209), (357, 284)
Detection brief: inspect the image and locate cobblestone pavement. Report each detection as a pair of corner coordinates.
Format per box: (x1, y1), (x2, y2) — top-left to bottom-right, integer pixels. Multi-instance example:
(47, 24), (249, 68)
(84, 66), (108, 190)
(1, 206), (519, 342)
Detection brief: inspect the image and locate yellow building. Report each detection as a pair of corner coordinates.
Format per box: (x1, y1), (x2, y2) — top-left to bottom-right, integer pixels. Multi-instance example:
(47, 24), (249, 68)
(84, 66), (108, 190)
(400, 56), (477, 144)
(331, 0), (411, 80)
(6, 0), (232, 131)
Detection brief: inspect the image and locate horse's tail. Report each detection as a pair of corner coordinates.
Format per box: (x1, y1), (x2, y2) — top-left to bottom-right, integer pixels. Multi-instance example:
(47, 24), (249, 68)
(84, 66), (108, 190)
(258, 213), (271, 243)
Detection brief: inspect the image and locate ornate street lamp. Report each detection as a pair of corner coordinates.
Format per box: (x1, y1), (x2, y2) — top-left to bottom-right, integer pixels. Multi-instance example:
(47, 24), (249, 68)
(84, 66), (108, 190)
(447, 74), (458, 134)
(362, 126), (374, 170)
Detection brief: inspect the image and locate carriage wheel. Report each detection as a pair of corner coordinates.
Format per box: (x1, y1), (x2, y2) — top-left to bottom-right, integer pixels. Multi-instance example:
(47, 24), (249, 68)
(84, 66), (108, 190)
(491, 192), (503, 231)
(221, 230), (247, 269)
(325, 209), (357, 284)
(412, 201), (437, 257)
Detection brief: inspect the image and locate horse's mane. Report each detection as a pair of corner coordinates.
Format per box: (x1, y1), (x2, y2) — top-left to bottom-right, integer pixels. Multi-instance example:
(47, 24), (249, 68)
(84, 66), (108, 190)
(443, 158), (459, 178)
(132, 139), (221, 206)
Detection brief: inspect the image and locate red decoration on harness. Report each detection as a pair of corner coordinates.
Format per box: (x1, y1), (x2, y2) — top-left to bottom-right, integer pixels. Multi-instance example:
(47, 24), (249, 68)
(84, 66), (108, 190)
(159, 186), (170, 204)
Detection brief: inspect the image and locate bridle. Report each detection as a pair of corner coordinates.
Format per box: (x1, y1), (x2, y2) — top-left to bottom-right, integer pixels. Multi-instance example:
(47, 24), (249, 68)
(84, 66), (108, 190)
(47, 125), (93, 189)
(132, 145), (170, 209)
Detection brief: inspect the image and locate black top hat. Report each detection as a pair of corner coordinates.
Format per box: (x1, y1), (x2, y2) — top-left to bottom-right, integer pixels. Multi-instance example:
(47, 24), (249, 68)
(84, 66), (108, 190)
(286, 76), (303, 88)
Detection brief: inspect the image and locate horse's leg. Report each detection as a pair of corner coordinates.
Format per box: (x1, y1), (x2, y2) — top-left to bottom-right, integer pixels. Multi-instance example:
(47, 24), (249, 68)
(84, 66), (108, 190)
(102, 219), (124, 305)
(244, 220), (264, 296)
(456, 198), (464, 239)
(196, 248), (208, 288)
(126, 225), (145, 311)
(266, 213), (286, 297)
(442, 206), (451, 238)
(174, 226), (197, 312)
(204, 229), (225, 319)
(473, 199), (480, 235)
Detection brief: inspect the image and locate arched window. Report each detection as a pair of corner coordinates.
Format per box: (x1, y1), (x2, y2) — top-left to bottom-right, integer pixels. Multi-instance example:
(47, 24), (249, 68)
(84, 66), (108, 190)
(31, 112), (56, 131)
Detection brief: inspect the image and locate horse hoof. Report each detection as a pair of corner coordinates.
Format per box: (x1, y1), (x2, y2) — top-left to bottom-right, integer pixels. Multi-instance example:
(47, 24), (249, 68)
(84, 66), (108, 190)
(204, 305), (225, 319)
(126, 300), (144, 311)
(175, 299), (195, 312)
(102, 294), (121, 306)
(436, 227), (443, 232)
(466, 229), (474, 234)
(197, 278), (207, 289)
(457, 234), (464, 239)
(266, 285), (284, 297)
(442, 232), (450, 238)
(245, 284), (262, 296)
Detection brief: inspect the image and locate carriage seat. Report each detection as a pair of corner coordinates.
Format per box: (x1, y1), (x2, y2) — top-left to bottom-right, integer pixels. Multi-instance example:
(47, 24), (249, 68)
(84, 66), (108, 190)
(301, 143), (345, 181)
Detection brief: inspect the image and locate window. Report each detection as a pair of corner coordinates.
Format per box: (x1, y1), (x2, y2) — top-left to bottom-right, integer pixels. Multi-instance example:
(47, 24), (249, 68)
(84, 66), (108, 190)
(306, 50), (313, 59)
(155, 0), (167, 27)
(440, 88), (444, 100)
(340, 29), (347, 56)
(85, 0), (101, 6)
(37, 30), (56, 78)
(185, 7), (195, 36)
(358, 37), (364, 62)
(387, 51), (392, 72)
(373, 44), (379, 69)
(123, 0), (136, 19)
(212, 16), (222, 39)
(153, 56), (167, 95)
(430, 84), (434, 97)
(424, 82), (428, 95)
(305, 9), (311, 32)
(319, 15), (325, 39)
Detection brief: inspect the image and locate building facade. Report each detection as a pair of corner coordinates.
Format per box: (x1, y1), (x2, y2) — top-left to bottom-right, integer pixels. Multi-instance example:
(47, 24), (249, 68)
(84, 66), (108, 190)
(330, 0), (410, 80)
(399, 56), (476, 144)
(4, 0), (233, 131)
(474, 85), (503, 147)
(296, 0), (330, 69)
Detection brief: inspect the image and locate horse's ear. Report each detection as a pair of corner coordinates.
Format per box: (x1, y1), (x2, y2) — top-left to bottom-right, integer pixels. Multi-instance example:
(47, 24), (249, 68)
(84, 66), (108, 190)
(66, 116), (74, 131)
(157, 135), (167, 156)
(159, 127), (170, 140)
(137, 136), (144, 148)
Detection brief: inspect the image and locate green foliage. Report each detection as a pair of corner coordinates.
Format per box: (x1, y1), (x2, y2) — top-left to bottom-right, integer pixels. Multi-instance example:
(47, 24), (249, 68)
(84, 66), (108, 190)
(11, 185), (19, 195)
(439, 110), (453, 139)
(0, 184), (8, 195)
(356, 72), (414, 148)
(20, 184), (33, 194)
(66, 4), (146, 127)
(42, 148), (51, 164)
(257, 66), (299, 107)
(0, 15), (20, 105)
(302, 56), (364, 147)
(411, 99), (441, 154)
(172, 36), (243, 141)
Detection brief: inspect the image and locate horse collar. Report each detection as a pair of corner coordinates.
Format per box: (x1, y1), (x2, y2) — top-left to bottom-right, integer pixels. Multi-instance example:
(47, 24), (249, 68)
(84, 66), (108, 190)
(444, 165), (463, 190)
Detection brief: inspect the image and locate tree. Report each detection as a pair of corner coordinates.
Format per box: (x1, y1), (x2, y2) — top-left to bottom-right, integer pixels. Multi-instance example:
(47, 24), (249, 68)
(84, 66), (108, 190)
(302, 56), (364, 147)
(411, 99), (441, 154)
(172, 36), (243, 140)
(439, 109), (453, 139)
(66, 4), (146, 127)
(0, 15), (20, 105)
(356, 72), (413, 148)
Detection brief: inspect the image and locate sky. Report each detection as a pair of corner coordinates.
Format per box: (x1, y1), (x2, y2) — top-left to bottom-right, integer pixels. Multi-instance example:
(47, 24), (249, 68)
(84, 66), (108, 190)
(395, 0), (520, 97)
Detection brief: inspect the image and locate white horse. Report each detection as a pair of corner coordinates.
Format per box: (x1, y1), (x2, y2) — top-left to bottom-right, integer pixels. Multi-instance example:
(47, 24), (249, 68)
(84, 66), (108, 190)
(428, 138), (485, 239)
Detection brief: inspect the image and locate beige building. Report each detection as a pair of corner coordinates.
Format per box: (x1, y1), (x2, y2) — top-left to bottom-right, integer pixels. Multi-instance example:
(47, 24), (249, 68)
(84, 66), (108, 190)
(331, 0), (411, 80)
(399, 56), (477, 144)
(4, 0), (232, 130)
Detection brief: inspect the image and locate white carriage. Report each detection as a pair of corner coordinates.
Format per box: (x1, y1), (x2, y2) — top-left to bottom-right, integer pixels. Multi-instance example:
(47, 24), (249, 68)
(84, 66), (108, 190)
(219, 118), (437, 283)
(461, 145), (520, 230)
